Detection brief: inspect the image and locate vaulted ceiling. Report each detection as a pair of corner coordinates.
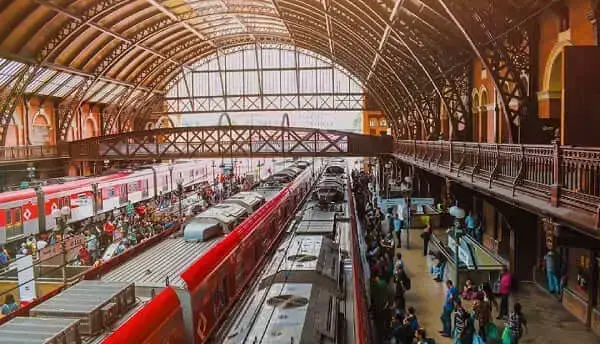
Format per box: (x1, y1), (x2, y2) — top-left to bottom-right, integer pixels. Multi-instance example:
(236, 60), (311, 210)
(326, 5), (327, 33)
(0, 0), (554, 140)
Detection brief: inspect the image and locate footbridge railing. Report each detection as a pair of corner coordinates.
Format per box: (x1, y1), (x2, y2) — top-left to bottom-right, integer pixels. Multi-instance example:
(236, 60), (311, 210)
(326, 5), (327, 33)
(394, 140), (600, 232)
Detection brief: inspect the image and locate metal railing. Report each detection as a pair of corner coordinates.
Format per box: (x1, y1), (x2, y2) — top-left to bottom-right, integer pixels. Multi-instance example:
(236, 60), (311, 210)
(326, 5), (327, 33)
(395, 140), (600, 221)
(0, 145), (62, 161)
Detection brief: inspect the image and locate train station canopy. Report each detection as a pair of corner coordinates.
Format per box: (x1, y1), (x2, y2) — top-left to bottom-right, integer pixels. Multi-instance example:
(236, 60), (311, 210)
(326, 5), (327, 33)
(0, 0), (551, 136)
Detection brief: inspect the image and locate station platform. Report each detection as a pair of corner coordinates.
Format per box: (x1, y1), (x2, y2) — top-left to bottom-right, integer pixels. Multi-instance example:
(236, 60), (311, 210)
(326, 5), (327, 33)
(396, 230), (600, 344)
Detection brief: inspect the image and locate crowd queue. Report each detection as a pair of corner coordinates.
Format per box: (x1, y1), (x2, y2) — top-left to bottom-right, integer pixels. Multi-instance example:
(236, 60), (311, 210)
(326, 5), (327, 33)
(351, 169), (528, 344)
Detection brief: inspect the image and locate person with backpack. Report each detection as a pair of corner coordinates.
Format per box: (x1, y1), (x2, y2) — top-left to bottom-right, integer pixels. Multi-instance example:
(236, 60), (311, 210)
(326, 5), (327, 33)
(453, 299), (475, 344)
(505, 302), (528, 344)
(403, 307), (419, 344)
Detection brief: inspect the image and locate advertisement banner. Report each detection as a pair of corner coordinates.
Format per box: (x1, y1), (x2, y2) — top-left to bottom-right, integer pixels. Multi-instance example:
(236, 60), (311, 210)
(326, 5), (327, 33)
(38, 234), (86, 262)
(16, 254), (35, 302)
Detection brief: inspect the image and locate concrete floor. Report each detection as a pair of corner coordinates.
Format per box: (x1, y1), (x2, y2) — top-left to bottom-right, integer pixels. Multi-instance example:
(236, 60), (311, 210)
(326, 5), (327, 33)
(396, 229), (600, 344)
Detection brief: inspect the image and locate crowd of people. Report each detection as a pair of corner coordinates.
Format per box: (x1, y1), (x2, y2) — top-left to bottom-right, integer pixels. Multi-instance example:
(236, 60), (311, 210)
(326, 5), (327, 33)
(352, 168), (530, 344)
(353, 170), (433, 344)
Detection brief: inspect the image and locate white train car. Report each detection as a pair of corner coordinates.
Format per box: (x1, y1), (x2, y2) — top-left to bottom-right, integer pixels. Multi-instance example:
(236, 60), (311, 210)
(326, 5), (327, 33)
(95, 169), (155, 214)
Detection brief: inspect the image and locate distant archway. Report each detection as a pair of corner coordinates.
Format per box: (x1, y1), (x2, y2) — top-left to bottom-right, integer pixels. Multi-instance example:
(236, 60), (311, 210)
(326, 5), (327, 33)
(84, 117), (97, 138)
(479, 88), (489, 143)
(31, 112), (51, 145)
(472, 89), (480, 141)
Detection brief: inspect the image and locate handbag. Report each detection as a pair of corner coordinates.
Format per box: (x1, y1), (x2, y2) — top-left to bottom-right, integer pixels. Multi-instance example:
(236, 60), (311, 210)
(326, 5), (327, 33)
(486, 322), (499, 341)
(472, 334), (485, 344)
(501, 326), (512, 344)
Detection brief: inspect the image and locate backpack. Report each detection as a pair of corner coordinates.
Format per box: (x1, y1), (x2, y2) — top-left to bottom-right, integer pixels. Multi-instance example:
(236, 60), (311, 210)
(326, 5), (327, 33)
(403, 274), (411, 291)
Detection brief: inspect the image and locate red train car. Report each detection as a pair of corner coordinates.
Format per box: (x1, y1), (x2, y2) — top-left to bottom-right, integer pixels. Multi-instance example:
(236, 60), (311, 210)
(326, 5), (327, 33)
(102, 286), (186, 343)
(102, 166), (315, 344)
(182, 169), (313, 343)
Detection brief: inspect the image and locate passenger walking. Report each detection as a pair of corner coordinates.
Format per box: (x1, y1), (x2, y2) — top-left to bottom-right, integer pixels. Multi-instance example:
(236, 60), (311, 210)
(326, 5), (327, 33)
(473, 293), (492, 341)
(1, 294), (18, 315)
(505, 302), (527, 344)
(453, 299), (474, 344)
(544, 249), (559, 294)
(0, 247), (8, 266)
(393, 213), (402, 248)
(439, 280), (457, 337)
(498, 267), (512, 319)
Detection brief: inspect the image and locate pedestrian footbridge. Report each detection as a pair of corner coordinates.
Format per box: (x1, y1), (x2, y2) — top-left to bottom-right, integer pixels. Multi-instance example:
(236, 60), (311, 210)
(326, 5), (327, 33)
(62, 126), (394, 161)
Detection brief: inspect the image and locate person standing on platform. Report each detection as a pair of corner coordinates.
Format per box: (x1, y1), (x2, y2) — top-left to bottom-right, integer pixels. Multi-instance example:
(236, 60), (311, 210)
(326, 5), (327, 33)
(439, 280), (458, 337)
(393, 213), (402, 249)
(421, 224), (431, 256)
(506, 302), (527, 344)
(465, 211), (478, 238)
(544, 249), (559, 294)
(498, 266), (512, 320)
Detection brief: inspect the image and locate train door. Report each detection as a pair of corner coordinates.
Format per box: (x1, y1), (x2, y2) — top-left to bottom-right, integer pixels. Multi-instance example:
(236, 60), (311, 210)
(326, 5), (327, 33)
(119, 184), (128, 205)
(93, 184), (103, 213)
(5, 207), (23, 240)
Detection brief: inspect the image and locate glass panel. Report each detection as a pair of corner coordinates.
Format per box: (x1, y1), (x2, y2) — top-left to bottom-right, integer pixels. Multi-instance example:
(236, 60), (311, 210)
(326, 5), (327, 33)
(567, 247), (590, 300)
(280, 71), (296, 93)
(26, 70), (57, 93)
(244, 71), (259, 94)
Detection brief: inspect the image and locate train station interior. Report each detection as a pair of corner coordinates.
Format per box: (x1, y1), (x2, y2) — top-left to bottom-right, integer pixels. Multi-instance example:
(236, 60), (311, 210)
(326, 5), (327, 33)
(0, 0), (599, 343)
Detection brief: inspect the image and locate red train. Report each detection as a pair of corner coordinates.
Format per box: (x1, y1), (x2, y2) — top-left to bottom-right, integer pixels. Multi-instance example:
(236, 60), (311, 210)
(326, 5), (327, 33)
(102, 166), (315, 344)
(0, 160), (225, 245)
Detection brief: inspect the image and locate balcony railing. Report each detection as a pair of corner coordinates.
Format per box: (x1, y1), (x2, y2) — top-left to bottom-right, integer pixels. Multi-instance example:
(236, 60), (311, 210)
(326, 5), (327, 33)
(395, 140), (600, 222)
(0, 145), (63, 161)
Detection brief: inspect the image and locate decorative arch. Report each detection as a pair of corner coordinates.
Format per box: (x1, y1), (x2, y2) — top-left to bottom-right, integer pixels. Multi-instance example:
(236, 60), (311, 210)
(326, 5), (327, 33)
(471, 89), (480, 111)
(218, 112), (233, 127)
(478, 87), (490, 142)
(83, 115), (98, 139)
(479, 87), (489, 106)
(31, 111), (51, 146)
(543, 40), (572, 92)
(281, 113), (290, 128)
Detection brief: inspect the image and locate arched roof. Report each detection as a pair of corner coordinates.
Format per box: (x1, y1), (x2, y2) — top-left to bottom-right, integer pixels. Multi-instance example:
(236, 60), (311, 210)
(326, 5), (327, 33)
(0, 0), (551, 137)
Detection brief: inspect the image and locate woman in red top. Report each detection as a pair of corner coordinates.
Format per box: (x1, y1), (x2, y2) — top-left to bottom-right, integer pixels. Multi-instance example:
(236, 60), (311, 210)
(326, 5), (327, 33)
(498, 266), (512, 319)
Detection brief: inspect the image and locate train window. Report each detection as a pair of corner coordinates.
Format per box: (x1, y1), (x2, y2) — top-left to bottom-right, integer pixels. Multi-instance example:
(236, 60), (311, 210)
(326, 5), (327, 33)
(5, 210), (12, 225)
(64, 197), (70, 209)
(107, 187), (115, 198)
(14, 208), (21, 223)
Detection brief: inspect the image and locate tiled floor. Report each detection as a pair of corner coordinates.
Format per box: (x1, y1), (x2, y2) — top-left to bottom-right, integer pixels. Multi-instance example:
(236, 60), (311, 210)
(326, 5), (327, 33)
(397, 229), (600, 344)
